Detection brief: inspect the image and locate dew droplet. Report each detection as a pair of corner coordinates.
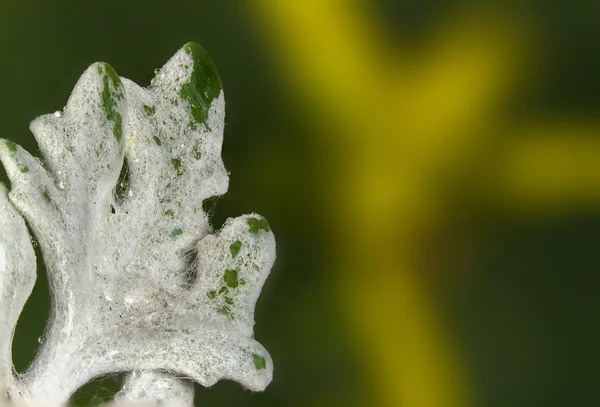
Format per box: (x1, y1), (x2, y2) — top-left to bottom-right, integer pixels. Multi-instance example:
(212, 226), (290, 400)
(154, 68), (161, 75)
(53, 111), (63, 118)
(37, 336), (46, 344)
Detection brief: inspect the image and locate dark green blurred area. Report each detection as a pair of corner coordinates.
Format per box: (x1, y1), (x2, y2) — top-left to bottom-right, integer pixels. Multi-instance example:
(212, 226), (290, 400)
(0, 1), (599, 406)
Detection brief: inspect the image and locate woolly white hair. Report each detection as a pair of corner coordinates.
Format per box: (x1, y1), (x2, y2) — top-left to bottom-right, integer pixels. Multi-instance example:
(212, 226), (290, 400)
(0, 43), (275, 406)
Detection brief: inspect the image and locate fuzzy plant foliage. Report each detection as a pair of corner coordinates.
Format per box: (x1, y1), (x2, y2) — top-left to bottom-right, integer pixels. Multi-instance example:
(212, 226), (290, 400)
(0, 42), (275, 406)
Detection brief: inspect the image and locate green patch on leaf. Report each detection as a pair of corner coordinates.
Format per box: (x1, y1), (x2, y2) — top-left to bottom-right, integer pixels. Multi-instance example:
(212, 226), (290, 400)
(170, 227), (183, 237)
(153, 136), (162, 146)
(207, 290), (216, 300)
(19, 166), (29, 173)
(247, 217), (270, 234)
(193, 144), (201, 160)
(143, 104), (156, 115)
(225, 297), (234, 305)
(99, 63), (124, 141)
(223, 269), (239, 288)
(252, 354), (266, 370)
(42, 189), (51, 202)
(171, 157), (182, 174)
(115, 159), (130, 201)
(217, 305), (233, 320)
(5, 140), (16, 152)
(230, 240), (242, 258)
(164, 209), (174, 217)
(180, 42), (222, 127)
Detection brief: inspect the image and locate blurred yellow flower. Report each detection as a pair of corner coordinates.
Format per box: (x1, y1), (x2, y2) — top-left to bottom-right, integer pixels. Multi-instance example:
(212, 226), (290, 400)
(250, 1), (600, 406)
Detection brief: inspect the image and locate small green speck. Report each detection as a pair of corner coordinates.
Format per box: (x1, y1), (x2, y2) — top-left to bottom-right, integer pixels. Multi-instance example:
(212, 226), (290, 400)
(5, 140), (16, 152)
(170, 227), (183, 237)
(42, 190), (51, 202)
(164, 209), (174, 217)
(153, 136), (162, 146)
(171, 157), (182, 174)
(252, 354), (266, 370)
(223, 269), (239, 288)
(217, 305), (233, 320)
(218, 286), (228, 294)
(115, 160), (129, 199)
(230, 240), (242, 258)
(66, 145), (74, 152)
(207, 291), (217, 300)
(247, 217), (270, 234)
(143, 104), (156, 115)
(240, 278), (247, 286)
(225, 297), (234, 305)
(19, 166), (29, 173)
(193, 144), (201, 160)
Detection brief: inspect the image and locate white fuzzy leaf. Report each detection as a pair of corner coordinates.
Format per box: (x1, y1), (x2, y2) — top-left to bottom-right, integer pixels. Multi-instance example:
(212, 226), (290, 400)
(0, 42), (275, 405)
(0, 184), (37, 396)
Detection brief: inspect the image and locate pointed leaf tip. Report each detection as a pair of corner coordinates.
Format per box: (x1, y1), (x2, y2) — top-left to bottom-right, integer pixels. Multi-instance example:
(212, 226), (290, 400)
(180, 42), (223, 127)
(97, 62), (125, 141)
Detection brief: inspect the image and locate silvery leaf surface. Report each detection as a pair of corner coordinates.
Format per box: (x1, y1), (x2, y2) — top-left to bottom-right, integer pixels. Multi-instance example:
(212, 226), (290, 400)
(0, 42), (275, 404)
(0, 184), (37, 397)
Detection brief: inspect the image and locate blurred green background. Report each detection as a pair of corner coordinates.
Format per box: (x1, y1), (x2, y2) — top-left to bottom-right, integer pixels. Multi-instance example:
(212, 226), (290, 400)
(1, 1), (599, 406)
